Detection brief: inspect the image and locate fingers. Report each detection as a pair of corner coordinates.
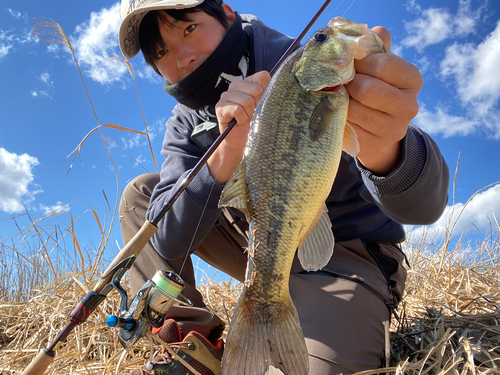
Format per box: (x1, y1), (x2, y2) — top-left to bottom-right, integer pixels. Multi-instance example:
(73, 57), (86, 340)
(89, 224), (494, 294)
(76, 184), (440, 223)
(347, 71), (420, 122)
(347, 98), (408, 150)
(371, 26), (391, 53)
(353, 53), (423, 93)
(214, 70), (271, 149)
(215, 71), (271, 129)
(347, 44), (423, 129)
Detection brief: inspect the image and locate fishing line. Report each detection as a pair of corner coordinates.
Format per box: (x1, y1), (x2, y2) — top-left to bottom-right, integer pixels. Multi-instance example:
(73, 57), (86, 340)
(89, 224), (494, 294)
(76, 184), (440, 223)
(178, 144), (226, 276)
(323, 0), (348, 24)
(342, 0), (357, 17)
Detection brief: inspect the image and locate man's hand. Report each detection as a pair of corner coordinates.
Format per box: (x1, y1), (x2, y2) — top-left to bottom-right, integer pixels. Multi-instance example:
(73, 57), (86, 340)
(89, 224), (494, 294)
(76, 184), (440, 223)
(345, 26), (423, 175)
(215, 71), (271, 149)
(208, 70), (271, 183)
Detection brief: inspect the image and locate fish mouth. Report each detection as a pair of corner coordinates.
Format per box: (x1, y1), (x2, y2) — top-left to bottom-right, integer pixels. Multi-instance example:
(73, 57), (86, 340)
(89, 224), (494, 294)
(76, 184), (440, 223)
(310, 84), (345, 94)
(320, 85), (343, 92)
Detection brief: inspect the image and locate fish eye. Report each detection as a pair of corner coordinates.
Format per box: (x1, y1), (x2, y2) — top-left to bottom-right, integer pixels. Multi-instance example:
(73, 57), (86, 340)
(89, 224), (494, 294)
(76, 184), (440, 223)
(314, 33), (327, 42)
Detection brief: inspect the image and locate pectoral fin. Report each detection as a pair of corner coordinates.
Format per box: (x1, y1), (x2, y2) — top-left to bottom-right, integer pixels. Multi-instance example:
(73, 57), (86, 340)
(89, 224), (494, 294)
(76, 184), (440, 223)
(309, 96), (336, 142)
(218, 161), (252, 222)
(298, 205), (335, 271)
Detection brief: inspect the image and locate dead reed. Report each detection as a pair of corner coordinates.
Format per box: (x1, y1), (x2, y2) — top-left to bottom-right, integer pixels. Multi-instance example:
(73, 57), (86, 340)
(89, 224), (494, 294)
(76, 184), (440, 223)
(1, 222), (499, 374)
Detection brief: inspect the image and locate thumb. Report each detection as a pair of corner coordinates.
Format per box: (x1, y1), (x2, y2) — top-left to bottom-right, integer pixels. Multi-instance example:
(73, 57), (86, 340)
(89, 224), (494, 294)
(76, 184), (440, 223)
(372, 26), (391, 53)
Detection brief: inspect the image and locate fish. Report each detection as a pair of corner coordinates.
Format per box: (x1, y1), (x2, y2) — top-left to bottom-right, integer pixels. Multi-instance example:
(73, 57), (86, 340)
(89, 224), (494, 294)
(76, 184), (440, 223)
(218, 17), (386, 375)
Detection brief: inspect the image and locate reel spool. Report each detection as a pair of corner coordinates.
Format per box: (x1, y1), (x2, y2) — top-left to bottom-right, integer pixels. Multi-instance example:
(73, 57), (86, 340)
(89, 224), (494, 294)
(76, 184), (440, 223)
(106, 270), (192, 348)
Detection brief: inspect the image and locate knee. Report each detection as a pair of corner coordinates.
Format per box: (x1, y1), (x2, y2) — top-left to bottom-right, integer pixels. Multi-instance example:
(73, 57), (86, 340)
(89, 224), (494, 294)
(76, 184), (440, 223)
(119, 173), (160, 215)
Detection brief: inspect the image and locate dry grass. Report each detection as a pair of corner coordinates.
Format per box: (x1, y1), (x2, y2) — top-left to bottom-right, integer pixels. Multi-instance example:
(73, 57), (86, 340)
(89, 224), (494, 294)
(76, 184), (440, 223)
(1, 163), (499, 375)
(1, 225), (499, 374)
(378, 231), (500, 375)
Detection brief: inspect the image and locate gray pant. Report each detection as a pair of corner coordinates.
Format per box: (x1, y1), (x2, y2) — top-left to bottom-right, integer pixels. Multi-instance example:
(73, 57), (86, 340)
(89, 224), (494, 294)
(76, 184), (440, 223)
(119, 173), (407, 374)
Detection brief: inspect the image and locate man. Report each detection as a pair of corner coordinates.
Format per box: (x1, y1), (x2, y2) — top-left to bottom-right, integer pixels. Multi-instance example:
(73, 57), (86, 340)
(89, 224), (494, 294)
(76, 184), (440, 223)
(118, 0), (449, 374)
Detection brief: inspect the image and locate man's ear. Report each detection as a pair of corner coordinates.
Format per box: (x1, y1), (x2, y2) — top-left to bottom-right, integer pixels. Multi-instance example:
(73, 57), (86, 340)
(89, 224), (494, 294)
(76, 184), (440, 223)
(222, 3), (236, 24)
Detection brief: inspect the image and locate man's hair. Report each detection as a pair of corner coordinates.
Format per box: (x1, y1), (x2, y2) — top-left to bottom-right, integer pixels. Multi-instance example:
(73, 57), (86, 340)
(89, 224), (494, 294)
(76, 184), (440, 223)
(139, 0), (229, 77)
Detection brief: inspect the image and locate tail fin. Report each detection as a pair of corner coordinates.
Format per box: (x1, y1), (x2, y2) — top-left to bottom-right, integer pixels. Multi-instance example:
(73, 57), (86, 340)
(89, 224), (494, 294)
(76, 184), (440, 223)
(221, 293), (309, 375)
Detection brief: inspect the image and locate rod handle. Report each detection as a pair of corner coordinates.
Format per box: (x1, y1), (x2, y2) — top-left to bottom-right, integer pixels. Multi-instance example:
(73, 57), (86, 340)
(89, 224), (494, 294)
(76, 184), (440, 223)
(104, 220), (158, 274)
(22, 349), (55, 375)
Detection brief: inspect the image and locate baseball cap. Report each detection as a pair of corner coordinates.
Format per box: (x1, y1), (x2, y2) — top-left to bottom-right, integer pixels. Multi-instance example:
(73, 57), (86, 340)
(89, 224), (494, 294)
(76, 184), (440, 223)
(119, 0), (209, 58)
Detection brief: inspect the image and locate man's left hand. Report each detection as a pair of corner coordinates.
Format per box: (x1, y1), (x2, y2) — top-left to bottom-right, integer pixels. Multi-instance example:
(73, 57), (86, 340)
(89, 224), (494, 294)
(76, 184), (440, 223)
(345, 26), (423, 175)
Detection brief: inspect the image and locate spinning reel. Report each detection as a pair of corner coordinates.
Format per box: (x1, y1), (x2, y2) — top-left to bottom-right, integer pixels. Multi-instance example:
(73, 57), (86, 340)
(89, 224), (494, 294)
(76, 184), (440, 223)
(106, 269), (192, 349)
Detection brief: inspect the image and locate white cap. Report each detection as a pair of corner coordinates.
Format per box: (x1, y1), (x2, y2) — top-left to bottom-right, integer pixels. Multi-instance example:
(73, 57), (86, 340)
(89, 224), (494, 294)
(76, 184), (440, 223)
(119, 0), (206, 58)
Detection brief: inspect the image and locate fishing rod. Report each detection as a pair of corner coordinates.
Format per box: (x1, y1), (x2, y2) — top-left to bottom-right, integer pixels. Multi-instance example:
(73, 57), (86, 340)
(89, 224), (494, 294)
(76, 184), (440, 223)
(21, 1), (332, 374)
(150, 0), (332, 228)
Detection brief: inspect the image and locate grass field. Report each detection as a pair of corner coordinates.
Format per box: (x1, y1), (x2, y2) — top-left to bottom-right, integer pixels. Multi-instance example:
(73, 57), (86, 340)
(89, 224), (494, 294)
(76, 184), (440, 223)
(1, 205), (499, 374)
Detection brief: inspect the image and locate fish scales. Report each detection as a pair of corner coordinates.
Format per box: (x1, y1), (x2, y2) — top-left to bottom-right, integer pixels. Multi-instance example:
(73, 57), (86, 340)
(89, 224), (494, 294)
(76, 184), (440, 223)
(219, 17), (386, 375)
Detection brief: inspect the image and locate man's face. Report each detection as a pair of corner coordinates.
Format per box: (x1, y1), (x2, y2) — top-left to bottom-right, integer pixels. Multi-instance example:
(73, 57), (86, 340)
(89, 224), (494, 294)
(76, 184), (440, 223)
(153, 4), (236, 84)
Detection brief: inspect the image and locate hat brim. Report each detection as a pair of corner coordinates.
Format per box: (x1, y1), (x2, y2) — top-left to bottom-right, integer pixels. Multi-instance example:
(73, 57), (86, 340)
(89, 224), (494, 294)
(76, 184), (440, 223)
(119, 0), (205, 59)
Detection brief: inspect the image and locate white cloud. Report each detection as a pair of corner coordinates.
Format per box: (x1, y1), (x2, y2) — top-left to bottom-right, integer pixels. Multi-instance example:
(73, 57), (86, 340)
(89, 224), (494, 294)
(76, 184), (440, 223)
(0, 148), (41, 214)
(408, 9), (500, 140)
(40, 72), (53, 86)
(0, 30), (14, 59)
(399, 0), (485, 51)
(46, 43), (61, 56)
(31, 89), (49, 98)
(413, 103), (480, 138)
(32, 72), (54, 96)
(0, 16), (36, 60)
(121, 117), (165, 149)
(149, 118), (166, 140)
(137, 63), (163, 83)
(121, 133), (144, 150)
(405, 0), (421, 13)
(0, 43), (12, 59)
(71, 3), (127, 85)
(401, 8), (453, 51)
(133, 154), (147, 167)
(441, 21), (500, 111)
(8, 9), (22, 20)
(407, 183), (500, 243)
(434, 19), (500, 139)
(414, 55), (430, 74)
(40, 201), (68, 215)
(454, 0), (480, 36)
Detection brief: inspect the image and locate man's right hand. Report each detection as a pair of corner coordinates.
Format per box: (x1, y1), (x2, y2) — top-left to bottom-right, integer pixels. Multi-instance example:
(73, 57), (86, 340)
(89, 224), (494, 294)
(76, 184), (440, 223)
(208, 70), (271, 184)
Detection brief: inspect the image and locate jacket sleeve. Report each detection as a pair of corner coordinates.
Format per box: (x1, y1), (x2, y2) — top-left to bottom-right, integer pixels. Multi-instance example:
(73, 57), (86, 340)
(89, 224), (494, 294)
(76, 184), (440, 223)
(356, 125), (450, 225)
(146, 105), (225, 260)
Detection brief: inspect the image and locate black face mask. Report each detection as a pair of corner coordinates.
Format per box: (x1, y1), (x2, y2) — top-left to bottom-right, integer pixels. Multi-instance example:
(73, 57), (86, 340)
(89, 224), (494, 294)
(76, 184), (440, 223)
(163, 14), (249, 111)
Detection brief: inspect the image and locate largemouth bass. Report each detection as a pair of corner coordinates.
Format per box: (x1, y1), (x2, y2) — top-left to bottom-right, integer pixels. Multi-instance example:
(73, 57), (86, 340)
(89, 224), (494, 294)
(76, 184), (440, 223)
(219, 17), (386, 375)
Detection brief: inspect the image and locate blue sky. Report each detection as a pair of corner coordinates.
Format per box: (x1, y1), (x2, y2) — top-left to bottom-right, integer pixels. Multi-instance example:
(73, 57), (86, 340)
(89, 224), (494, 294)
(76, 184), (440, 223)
(1, 0), (499, 269)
